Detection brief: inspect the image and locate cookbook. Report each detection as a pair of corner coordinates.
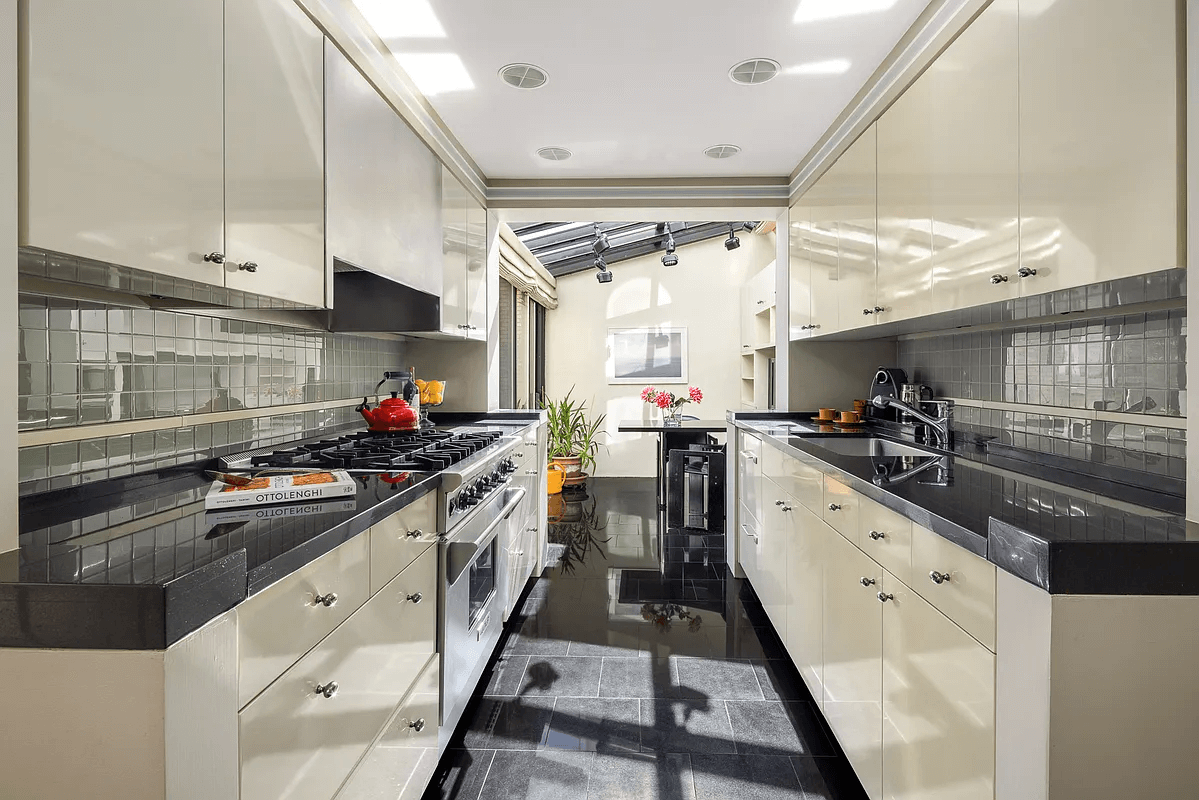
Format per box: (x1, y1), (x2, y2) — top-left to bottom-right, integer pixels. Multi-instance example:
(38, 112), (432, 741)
(204, 470), (358, 510)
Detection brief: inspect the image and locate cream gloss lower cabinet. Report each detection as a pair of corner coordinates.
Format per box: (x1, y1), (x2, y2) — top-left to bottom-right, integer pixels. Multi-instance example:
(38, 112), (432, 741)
(760, 488), (791, 636)
(823, 528), (885, 800)
(881, 572), (995, 800)
(239, 546), (438, 800)
(786, 504), (827, 707)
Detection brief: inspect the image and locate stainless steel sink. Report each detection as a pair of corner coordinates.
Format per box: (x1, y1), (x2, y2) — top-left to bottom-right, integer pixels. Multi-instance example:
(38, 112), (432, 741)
(801, 437), (936, 459)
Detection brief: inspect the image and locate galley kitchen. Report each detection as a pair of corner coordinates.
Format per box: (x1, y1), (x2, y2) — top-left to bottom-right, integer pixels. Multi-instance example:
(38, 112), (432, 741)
(1, 1), (1196, 800)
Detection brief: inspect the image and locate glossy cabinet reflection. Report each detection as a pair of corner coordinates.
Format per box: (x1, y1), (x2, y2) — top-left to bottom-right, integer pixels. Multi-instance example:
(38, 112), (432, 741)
(465, 191), (489, 336)
(833, 127), (880, 330)
(22, 0), (225, 285)
(224, 0), (326, 306)
(786, 504), (827, 708)
(760, 490), (790, 638)
(882, 573), (995, 800)
(441, 168), (472, 336)
(1019, 0), (1180, 293)
(788, 206), (814, 339)
(929, 0), (1019, 312)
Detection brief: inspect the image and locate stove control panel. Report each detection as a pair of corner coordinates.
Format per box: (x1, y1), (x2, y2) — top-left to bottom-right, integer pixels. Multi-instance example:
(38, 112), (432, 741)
(446, 467), (513, 520)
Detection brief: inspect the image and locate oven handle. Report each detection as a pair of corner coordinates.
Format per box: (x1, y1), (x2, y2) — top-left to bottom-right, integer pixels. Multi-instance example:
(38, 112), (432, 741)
(445, 487), (527, 586)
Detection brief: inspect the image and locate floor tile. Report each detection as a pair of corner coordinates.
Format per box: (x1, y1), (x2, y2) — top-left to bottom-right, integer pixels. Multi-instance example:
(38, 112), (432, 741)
(751, 659), (812, 703)
(461, 697), (555, 750)
(640, 698), (737, 754)
(725, 701), (837, 758)
(791, 756), (870, 800)
(503, 618), (571, 657)
(519, 656), (603, 698)
(544, 696), (641, 753)
(567, 638), (644, 658)
(425, 748), (495, 800)
(675, 657), (764, 701)
(482, 654), (530, 697)
(690, 754), (805, 800)
(476, 750), (591, 800)
(599, 657), (676, 699)
(586, 752), (696, 800)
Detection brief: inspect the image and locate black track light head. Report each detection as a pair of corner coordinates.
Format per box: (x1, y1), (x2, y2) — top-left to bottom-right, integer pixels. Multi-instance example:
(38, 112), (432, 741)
(662, 251), (678, 267)
(725, 223), (741, 251)
(596, 269), (613, 284)
(593, 256), (607, 271)
(592, 224), (610, 254)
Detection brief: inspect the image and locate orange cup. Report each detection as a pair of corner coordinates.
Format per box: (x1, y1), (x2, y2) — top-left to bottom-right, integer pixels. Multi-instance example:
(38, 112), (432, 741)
(853, 399), (867, 412)
(818, 407), (837, 421)
(839, 411), (860, 424)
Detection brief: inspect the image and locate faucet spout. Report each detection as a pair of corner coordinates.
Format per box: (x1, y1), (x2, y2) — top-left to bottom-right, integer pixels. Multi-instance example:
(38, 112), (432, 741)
(871, 395), (950, 447)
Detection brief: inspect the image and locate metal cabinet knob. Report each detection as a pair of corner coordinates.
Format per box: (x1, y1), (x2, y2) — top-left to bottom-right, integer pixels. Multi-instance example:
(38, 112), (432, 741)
(868, 531), (885, 541)
(929, 570), (951, 585)
(314, 592), (338, 607)
(315, 681), (339, 698)
(860, 577), (876, 587)
(828, 503), (841, 511)
(405, 529), (423, 539)
(877, 592), (894, 603)
(526, 527), (538, 533)
(781, 505), (793, 512)
(238, 261), (258, 273)
(407, 592), (423, 604)
(1018, 266), (1037, 278)
(775, 500), (786, 506)
(990, 274), (1008, 284)
(409, 718), (426, 732)
(757, 300), (765, 305)
(203, 252), (225, 264)
(873, 306), (885, 314)
(863, 308), (874, 315)
(526, 469), (538, 475)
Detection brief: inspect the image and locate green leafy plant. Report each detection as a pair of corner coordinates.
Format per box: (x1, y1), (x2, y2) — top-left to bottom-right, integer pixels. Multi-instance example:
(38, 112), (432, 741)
(543, 388), (607, 474)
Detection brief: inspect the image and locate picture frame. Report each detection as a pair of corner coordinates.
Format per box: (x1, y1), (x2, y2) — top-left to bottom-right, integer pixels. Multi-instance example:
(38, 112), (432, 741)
(606, 327), (688, 384)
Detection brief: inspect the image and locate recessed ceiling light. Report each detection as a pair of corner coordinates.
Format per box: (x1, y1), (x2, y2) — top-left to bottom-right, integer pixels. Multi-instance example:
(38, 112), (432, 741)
(785, 58), (852, 76)
(537, 146), (572, 161)
(793, 0), (898, 24)
(704, 144), (741, 159)
(354, 0), (446, 38)
(729, 58), (781, 85)
(499, 63), (548, 89)
(394, 53), (474, 95)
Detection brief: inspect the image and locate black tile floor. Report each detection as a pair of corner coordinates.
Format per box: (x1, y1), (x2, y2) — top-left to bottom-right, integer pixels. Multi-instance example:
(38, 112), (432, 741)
(423, 477), (868, 800)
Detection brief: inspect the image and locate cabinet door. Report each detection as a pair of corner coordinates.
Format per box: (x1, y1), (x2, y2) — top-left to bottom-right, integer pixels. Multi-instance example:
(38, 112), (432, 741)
(738, 505), (761, 586)
(833, 127), (879, 330)
(786, 504), (827, 707)
(804, 175), (840, 335)
(370, 492), (437, 595)
(464, 191), (488, 336)
(929, 0), (1019, 312)
(823, 530), (884, 800)
(1019, 0), (1180, 293)
(22, 0), (225, 284)
(738, 433), (763, 526)
(740, 285), (756, 352)
(789, 204), (814, 340)
(877, 75), (934, 321)
(440, 167), (472, 335)
(760, 490), (790, 635)
(882, 572), (995, 800)
(224, 0), (326, 306)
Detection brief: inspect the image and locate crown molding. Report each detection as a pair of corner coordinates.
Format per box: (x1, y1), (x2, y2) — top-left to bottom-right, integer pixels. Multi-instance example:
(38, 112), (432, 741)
(485, 176), (791, 209)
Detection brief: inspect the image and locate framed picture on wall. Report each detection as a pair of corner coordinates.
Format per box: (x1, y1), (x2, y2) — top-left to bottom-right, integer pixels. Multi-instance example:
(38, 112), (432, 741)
(606, 327), (688, 384)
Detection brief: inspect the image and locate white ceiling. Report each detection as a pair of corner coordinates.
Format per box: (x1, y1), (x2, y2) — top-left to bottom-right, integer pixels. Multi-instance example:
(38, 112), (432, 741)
(353, 0), (933, 180)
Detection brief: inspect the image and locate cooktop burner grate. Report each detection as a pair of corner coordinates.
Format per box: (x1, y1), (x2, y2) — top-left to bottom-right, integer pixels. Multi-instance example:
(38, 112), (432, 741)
(249, 429), (503, 472)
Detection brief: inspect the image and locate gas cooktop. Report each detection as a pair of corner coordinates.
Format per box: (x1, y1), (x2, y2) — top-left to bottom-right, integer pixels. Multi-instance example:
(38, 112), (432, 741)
(246, 429), (504, 472)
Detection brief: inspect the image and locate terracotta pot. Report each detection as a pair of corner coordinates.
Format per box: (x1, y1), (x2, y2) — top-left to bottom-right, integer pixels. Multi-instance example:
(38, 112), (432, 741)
(562, 470), (588, 487)
(552, 455), (583, 476)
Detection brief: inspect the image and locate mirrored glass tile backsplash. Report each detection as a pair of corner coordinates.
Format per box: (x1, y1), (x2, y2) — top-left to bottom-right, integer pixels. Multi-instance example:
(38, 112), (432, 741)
(897, 309), (1186, 477)
(18, 293), (407, 489)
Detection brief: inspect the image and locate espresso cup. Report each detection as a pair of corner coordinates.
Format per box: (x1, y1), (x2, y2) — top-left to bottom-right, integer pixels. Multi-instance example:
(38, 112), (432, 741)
(818, 407), (837, 420)
(839, 411), (860, 424)
(853, 399), (867, 412)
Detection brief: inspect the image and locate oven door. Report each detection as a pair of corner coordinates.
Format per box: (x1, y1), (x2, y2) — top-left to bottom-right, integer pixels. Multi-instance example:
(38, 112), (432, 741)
(439, 486), (526, 747)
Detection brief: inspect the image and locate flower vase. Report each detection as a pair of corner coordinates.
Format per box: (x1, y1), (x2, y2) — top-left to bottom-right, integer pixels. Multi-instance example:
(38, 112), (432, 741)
(662, 406), (682, 426)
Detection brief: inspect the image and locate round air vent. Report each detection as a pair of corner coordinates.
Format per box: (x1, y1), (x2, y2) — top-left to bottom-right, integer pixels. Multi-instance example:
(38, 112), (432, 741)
(537, 146), (572, 161)
(703, 144), (741, 159)
(499, 63), (548, 89)
(729, 58), (781, 85)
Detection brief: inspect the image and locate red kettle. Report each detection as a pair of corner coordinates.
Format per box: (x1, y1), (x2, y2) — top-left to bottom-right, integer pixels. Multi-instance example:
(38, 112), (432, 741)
(356, 392), (419, 432)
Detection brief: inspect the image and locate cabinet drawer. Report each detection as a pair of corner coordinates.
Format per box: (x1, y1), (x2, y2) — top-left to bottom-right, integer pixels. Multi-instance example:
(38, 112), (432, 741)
(738, 504), (761, 583)
(858, 498), (913, 586)
(738, 433), (763, 524)
(822, 476), (860, 545)
(239, 534), (370, 708)
(334, 655), (441, 800)
(764, 445), (823, 512)
(370, 492), (437, 594)
(910, 524), (996, 651)
(240, 547), (437, 800)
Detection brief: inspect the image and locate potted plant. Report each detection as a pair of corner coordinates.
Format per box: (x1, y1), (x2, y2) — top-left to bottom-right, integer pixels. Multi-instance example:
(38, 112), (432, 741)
(543, 388), (606, 484)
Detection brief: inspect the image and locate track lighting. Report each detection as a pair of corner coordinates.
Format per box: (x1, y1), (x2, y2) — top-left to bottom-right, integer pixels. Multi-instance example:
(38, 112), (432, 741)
(596, 269), (613, 284)
(593, 256), (607, 271)
(661, 225), (678, 266)
(724, 223), (741, 251)
(592, 223), (610, 254)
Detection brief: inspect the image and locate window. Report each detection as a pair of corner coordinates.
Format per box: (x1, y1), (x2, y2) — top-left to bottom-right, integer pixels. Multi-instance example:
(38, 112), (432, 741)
(498, 278), (515, 408)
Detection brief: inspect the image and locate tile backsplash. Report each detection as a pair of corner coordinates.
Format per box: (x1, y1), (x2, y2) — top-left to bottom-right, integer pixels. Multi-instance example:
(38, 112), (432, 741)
(18, 293), (407, 487)
(897, 309), (1186, 476)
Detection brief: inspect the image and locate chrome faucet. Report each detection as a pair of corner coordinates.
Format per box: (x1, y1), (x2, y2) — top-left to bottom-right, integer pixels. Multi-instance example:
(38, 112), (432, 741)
(871, 395), (952, 447)
(872, 455), (952, 488)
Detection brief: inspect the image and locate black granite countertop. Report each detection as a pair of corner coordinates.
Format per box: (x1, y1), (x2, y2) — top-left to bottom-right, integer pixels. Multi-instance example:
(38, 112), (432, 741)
(730, 412), (1195, 595)
(617, 419), (728, 432)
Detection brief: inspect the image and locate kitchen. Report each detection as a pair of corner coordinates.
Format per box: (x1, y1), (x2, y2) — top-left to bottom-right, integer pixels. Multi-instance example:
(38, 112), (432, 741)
(0, 1), (1195, 800)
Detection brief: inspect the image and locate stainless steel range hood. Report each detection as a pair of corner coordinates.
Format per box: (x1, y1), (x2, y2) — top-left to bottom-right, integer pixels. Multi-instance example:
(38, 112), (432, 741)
(328, 262), (441, 333)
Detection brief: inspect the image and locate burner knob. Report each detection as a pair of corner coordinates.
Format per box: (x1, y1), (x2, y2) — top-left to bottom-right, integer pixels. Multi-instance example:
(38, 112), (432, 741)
(462, 492), (479, 507)
(447, 497), (458, 515)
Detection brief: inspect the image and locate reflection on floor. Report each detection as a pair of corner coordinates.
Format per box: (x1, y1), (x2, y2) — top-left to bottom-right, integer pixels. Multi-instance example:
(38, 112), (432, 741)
(423, 477), (868, 800)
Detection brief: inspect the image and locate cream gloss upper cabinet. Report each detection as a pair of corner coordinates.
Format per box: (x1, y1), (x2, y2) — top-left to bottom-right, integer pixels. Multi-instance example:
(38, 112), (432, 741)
(1018, 0), (1180, 293)
(789, 203), (814, 340)
(805, 182), (839, 336)
(833, 127), (880, 330)
(224, 0), (325, 307)
(928, 0), (1019, 313)
(439, 167), (480, 338)
(876, 73), (934, 322)
(326, 42), (443, 298)
(465, 190), (488, 337)
(21, 0), (225, 285)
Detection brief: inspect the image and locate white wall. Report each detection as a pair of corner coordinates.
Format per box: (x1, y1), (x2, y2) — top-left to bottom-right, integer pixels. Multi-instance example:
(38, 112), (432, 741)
(545, 231), (776, 477)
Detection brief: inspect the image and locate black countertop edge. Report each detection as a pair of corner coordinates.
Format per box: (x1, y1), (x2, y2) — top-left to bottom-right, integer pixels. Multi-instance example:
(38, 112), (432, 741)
(245, 472), (440, 596)
(428, 410), (546, 425)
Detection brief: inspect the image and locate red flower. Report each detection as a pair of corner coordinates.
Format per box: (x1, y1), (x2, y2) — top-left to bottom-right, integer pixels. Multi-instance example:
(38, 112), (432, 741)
(641, 386), (656, 402)
(688, 386), (703, 404)
(655, 392), (672, 409)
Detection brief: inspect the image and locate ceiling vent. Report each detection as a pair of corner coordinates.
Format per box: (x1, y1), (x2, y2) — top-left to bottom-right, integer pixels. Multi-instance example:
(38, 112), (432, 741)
(500, 63), (548, 89)
(537, 146), (572, 161)
(703, 144), (741, 159)
(729, 58), (781, 85)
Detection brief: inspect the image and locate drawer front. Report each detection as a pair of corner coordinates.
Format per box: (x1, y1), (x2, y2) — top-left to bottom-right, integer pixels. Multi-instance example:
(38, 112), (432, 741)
(858, 498), (913, 586)
(239, 533), (370, 708)
(334, 655), (441, 800)
(738, 503), (761, 584)
(370, 492), (437, 594)
(240, 547), (438, 800)
(822, 475), (860, 545)
(763, 444), (821, 511)
(738, 433), (763, 524)
(910, 524), (997, 651)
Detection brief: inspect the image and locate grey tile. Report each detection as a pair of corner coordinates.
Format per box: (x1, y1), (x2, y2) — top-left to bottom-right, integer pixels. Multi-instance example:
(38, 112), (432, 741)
(691, 755), (805, 800)
(461, 697), (555, 751)
(520, 656), (603, 698)
(751, 660), (810, 703)
(586, 752), (695, 800)
(477, 750), (591, 800)
(544, 697), (640, 753)
(504, 618), (571, 657)
(427, 748), (495, 800)
(600, 657), (675, 699)
(568, 638), (645, 658)
(726, 701), (837, 758)
(641, 699), (736, 754)
(483, 654), (530, 697)
(675, 658), (764, 701)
